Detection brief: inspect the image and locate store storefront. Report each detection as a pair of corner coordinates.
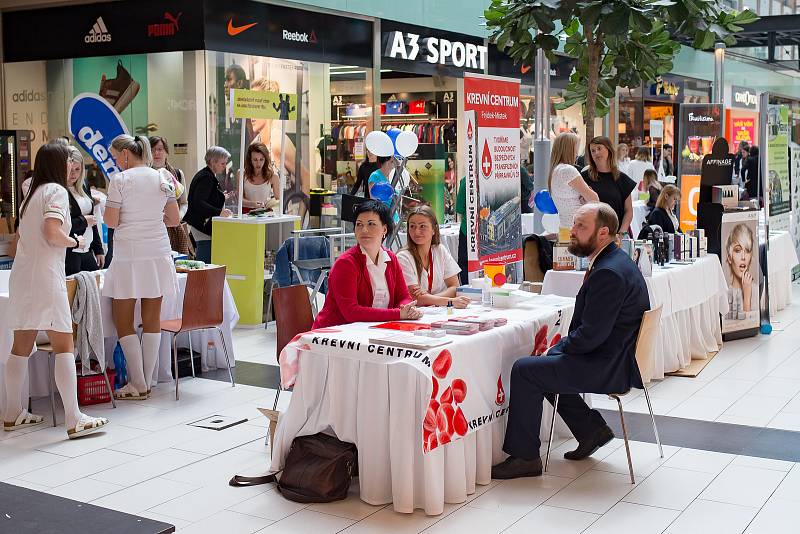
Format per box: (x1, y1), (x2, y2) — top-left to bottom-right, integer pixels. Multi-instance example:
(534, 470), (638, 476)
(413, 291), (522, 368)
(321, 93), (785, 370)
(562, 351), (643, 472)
(725, 85), (760, 149)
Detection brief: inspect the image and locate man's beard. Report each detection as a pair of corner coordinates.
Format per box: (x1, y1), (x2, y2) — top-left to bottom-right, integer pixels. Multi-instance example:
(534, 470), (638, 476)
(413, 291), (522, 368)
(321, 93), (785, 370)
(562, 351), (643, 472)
(568, 233), (598, 257)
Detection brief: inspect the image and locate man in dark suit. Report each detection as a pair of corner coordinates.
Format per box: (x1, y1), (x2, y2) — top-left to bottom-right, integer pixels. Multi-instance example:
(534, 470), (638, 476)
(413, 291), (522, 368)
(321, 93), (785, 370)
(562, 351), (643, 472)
(492, 202), (650, 479)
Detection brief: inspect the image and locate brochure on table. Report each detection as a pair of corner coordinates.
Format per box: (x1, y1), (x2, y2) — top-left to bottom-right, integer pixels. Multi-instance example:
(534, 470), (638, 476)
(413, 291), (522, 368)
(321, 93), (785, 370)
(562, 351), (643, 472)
(463, 73), (522, 281)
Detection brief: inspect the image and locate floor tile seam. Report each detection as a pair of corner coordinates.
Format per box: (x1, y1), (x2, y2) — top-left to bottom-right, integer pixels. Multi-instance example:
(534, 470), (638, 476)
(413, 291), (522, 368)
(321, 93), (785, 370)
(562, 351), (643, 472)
(731, 469), (792, 534)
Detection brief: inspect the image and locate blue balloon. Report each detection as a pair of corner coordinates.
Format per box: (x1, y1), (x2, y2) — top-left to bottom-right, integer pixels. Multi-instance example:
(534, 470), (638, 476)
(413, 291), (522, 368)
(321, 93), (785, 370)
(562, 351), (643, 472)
(386, 128), (402, 157)
(371, 181), (394, 205)
(534, 190), (558, 215)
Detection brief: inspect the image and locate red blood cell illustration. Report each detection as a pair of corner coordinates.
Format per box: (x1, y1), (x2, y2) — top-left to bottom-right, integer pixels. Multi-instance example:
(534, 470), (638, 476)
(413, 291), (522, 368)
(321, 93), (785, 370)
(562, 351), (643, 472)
(436, 403), (455, 435)
(432, 349), (452, 379)
(451, 379), (467, 403)
(439, 386), (453, 405)
(424, 400), (439, 433)
(549, 333), (562, 347)
(453, 407), (468, 436)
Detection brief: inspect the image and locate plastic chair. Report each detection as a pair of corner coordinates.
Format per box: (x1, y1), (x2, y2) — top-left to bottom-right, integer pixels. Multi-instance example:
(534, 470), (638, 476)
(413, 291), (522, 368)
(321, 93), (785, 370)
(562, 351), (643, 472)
(36, 275), (115, 426)
(160, 265), (234, 400)
(544, 306), (664, 484)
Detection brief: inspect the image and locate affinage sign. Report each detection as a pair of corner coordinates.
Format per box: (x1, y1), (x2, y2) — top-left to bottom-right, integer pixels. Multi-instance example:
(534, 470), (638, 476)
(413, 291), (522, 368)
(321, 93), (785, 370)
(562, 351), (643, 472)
(384, 31), (487, 70)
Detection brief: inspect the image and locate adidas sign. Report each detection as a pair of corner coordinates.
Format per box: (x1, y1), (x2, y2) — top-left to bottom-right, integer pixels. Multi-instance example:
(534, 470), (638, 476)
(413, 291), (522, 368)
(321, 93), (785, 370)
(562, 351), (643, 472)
(85, 17), (112, 43)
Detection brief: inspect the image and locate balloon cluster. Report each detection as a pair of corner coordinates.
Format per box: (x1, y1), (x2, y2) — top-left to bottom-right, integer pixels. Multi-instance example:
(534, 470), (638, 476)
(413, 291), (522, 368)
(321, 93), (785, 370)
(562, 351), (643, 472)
(364, 129), (419, 207)
(533, 190), (560, 234)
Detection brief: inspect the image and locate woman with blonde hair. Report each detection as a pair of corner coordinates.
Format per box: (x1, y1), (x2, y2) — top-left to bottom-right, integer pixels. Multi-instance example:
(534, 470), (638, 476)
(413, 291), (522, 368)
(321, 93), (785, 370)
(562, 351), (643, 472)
(242, 143), (280, 211)
(397, 205), (470, 308)
(616, 143), (631, 174)
(548, 132), (598, 228)
(104, 134), (181, 400)
(581, 136), (636, 235)
(65, 146), (104, 275)
(646, 184), (681, 234)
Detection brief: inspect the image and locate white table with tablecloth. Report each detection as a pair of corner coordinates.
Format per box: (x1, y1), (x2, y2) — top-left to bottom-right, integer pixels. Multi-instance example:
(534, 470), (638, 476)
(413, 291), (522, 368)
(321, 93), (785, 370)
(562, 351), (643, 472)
(0, 269), (239, 411)
(541, 255), (729, 380)
(398, 225), (460, 261)
(271, 294), (576, 515)
(631, 200), (649, 238)
(766, 231), (799, 315)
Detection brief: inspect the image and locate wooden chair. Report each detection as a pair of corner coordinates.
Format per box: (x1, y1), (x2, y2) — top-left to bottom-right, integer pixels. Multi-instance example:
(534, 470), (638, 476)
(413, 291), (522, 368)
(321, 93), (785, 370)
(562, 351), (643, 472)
(160, 265), (234, 400)
(544, 306), (664, 484)
(36, 274), (115, 426)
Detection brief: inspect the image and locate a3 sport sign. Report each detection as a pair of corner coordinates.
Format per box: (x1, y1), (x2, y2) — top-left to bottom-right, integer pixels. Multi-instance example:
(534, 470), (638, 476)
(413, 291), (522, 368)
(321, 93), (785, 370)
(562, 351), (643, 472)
(68, 93), (128, 180)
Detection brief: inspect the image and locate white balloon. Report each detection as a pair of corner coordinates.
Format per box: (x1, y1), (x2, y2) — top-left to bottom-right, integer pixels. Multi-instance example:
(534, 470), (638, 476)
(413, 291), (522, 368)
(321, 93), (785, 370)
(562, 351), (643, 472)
(542, 213), (560, 234)
(365, 131), (394, 157)
(395, 130), (419, 158)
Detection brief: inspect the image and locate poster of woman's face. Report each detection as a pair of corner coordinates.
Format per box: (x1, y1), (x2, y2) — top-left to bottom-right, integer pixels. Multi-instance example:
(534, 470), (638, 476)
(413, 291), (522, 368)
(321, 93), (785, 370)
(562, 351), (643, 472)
(721, 212), (759, 333)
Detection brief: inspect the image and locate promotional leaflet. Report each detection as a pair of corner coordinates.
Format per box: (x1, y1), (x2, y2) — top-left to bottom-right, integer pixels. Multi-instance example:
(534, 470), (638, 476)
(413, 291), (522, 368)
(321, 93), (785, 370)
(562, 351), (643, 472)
(677, 103), (723, 231)
(791, 143), (800, 278)
(767, 105), (791, 232)
(463, 73), (522, 277)
(720, 210), (760, 335)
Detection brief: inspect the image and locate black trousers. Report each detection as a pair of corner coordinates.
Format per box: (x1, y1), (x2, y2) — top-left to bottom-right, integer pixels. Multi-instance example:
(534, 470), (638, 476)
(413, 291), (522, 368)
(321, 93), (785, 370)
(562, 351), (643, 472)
(458, 230), (468, 285)
(503, 353), (608, 460)
(65, 250), (100, 276)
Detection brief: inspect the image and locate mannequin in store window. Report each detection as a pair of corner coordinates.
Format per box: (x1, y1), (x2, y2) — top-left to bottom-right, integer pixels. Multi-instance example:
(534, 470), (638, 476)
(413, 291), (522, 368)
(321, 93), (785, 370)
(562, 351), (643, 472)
(242, 143), (280, 212)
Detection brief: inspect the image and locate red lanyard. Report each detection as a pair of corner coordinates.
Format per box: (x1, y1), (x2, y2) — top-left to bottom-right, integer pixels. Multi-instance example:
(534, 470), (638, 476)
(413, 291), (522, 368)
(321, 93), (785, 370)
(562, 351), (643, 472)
(427, 248), (434, 293)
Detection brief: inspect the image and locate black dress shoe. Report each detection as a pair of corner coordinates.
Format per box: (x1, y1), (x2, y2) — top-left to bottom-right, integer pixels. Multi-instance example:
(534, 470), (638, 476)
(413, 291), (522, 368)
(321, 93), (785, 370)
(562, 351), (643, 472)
(564, 425), (614, 460)
(491, 456), (543, 479)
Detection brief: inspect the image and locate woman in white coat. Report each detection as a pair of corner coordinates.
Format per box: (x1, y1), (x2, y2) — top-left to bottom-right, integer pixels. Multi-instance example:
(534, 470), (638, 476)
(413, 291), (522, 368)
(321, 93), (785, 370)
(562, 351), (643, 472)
(104, 135), (181, 400)
(2, 142), (108, 439)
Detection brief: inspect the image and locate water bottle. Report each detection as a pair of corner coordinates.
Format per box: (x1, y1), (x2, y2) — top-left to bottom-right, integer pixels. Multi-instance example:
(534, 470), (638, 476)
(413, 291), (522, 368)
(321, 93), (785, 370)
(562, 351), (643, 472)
(206, 341), (216, 370)
(113, 342), (127, 389)
(481, 277), (492, 309)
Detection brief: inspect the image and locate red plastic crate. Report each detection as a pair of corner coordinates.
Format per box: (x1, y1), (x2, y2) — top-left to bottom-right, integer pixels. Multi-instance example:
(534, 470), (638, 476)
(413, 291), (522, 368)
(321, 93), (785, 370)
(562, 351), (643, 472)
(76, 365), (115, 406)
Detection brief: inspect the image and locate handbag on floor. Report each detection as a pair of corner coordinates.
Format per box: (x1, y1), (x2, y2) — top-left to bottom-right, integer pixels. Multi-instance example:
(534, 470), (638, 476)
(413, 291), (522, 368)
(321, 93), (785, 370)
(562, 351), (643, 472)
(229, 432), (357, 503)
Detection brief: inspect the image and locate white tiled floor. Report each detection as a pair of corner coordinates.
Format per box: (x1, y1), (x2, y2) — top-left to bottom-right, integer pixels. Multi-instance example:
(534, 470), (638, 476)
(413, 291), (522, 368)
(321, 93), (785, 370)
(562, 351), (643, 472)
(3, 283), (800, 533)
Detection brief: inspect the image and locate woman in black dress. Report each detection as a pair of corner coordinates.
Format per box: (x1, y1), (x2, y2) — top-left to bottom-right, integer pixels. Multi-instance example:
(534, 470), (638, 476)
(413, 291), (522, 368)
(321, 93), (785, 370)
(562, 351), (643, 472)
(581, 136), (636, 236)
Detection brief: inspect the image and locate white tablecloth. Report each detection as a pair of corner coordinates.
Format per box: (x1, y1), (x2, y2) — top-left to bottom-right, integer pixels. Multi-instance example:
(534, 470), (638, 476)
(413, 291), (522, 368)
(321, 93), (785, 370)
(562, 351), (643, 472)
(271, 295), (577, 515)
(767, 231), (799, 315)
(398, 225), (459, 260)
(0, 270), (239, 409)
(541, 255), (729, 380)
(631, 200), (649, 237)
(522, 213), (535, 235)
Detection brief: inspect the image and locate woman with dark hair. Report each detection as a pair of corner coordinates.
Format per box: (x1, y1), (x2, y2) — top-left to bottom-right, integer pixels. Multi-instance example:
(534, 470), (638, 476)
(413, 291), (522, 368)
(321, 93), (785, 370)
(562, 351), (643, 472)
(242, 143), (280, 211)
(3, 143), (108, 438)
(367, 155), (396, 201)
(313, 200), (422, 328)
(581, 136), (637, 236)
(351, 150), (379, 197)
(150, 136), (190, 255)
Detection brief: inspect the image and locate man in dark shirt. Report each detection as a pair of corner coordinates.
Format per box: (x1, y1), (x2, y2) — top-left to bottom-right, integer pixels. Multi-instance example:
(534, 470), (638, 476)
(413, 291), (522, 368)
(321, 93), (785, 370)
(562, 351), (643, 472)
(492, 202), (650, 479)
(520, 165), (534, 214)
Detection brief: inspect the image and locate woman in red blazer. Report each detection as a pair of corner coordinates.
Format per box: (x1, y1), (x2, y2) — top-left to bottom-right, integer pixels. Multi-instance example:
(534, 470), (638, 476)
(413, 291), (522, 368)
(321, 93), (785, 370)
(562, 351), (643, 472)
(313, 200), (422, 328)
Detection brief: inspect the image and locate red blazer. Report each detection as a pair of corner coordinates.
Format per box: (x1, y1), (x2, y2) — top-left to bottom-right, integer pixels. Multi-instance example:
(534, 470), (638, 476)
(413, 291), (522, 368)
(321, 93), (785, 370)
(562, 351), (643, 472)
(313, 245), (412, 328)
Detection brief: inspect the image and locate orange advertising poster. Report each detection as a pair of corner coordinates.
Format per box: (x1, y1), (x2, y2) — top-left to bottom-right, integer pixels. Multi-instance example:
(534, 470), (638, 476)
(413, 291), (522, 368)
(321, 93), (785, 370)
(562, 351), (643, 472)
(679, 174), (701, 232)
(732, 117), (756, 144)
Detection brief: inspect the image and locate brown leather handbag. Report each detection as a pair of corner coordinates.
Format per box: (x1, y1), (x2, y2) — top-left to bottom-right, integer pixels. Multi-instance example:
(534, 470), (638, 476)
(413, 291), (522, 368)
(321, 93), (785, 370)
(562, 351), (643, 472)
(230, 433), (357, 503)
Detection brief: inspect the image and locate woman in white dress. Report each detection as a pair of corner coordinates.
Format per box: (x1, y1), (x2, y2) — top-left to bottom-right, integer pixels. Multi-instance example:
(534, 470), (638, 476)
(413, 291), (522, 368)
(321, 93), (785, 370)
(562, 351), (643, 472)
(3, 142), (108, 439)
(242, 143), (280, 211)
(549, 132), (599, 229)
(397, 205), (471, 308)
(104, 135), (181, 400)
(626, 146), (656, 194)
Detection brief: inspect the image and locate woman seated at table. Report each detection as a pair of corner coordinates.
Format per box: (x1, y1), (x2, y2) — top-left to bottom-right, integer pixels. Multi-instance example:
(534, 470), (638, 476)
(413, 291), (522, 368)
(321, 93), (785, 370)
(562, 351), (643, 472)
(397, 205), (471, 308)
(242, 143), (280, 212)
(642, 169), (662, 211)
(645, 184), (682, 234)
(313, 200), (422, 328)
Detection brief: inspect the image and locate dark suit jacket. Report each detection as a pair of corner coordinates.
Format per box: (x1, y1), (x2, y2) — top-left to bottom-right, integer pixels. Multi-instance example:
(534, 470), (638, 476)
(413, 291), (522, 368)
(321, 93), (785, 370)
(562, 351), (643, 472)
(549, 243), (650, 392)
(183, 166), (225, 236)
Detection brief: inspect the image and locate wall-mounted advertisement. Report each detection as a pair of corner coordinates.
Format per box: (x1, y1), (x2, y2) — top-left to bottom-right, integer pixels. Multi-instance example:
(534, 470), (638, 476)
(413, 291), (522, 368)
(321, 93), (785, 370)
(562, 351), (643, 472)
(721, 210), (760, 335)
(462, 73), (521, 278)
(767, 104), (791, 232)
(677, 103), (723, 231)
(791, 143), (800, 278)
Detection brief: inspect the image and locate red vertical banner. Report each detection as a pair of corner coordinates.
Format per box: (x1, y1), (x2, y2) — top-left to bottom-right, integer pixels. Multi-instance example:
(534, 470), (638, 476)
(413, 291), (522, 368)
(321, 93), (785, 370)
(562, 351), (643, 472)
(463, 73), (522, 275)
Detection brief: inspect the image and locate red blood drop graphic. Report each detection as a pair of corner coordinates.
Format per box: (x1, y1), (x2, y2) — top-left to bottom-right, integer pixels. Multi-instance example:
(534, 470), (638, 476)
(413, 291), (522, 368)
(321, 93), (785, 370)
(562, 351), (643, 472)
(439, 386), (453, 405)
(424, 431), (438, 452)
(436, 403), (455, 434)
(453, 407), (468, 436)
(495, 375), (506, 406)
(431, 377), (439, 399)
(432, 349), (452, 379)
(533, 324), (550, 355)
(438, 431), (452, 445)
(467, 121), (473, 140)
(424, 400), (439, 433)
(549, 333), (562, 347)
(451, 379), (467, 404)
(481, 139), (493, 177)
(493, 273), (507, 286)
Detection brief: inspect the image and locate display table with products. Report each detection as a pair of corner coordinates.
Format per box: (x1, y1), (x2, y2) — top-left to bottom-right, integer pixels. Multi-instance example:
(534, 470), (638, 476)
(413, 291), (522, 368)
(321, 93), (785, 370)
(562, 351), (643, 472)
(766, 231), (799, 316)
(0, 270), (239, 406)
(211, 214), (299, 325)
(542, 254), (729, 380)
(398, 224), (460, 261)
(271, 294), (576, 515)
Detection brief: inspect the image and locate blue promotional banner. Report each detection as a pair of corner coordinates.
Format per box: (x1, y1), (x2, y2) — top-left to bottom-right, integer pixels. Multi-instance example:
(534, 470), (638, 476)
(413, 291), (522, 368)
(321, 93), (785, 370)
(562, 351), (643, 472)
(68, 93), (128, 180)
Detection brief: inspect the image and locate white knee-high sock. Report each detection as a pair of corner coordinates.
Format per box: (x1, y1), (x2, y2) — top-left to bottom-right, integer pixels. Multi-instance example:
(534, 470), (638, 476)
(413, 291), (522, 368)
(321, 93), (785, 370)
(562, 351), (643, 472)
(119, 334), (146, 393)
(3, 354), (28, 422)
(141, 333), (161, 391)
(54, 353), (82, 429)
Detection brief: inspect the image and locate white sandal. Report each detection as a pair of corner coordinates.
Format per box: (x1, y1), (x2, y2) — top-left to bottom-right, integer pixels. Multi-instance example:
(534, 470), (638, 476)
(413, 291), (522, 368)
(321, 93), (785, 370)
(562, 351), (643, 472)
(113, 384), (147, 401)
(67, 415), (109, 440)
(3, 410), (44, 431)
